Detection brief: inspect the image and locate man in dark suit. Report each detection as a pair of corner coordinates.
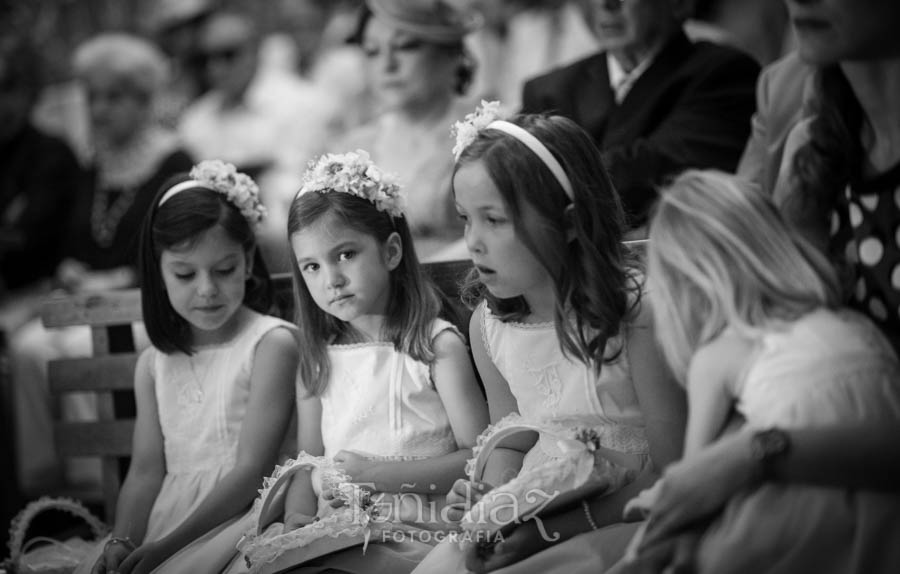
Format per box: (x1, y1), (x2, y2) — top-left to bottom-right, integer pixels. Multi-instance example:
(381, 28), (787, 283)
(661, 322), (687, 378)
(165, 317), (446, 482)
(522, 0), (760, 227)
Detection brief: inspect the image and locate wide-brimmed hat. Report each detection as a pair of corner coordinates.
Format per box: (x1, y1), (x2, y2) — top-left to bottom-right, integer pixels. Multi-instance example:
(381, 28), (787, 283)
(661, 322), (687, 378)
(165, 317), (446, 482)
(365, 0), (481, 44)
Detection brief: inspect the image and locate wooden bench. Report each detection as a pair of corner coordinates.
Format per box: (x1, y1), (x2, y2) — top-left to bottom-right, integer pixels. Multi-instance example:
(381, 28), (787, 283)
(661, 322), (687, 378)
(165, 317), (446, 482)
(38, 260), (475, 521)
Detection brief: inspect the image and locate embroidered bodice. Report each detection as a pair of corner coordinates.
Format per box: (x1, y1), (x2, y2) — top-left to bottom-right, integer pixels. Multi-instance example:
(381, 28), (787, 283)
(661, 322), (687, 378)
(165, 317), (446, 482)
(478, 302), (648, 457)
(152, 311), (295, 473)
(318, 319), (460, 459)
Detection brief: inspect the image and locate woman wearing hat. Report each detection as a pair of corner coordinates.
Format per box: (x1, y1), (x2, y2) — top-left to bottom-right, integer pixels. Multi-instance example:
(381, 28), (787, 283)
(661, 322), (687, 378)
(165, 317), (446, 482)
(336, 0), (480, 261)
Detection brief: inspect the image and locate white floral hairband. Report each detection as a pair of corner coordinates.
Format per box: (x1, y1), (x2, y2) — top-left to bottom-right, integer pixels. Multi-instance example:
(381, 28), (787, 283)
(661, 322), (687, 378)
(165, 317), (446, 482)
(296, 149), (405, 218)
(158, 160), (267, 227)
(451, 100), (574, 200)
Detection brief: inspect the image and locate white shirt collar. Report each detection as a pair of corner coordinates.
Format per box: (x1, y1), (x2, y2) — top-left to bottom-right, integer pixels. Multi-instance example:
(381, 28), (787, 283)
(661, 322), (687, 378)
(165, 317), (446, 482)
(607, 49), (659, 104)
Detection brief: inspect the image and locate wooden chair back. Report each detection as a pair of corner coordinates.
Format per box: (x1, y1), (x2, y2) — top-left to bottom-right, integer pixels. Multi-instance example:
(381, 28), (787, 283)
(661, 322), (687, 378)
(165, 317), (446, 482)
(41, 289), (142, 520)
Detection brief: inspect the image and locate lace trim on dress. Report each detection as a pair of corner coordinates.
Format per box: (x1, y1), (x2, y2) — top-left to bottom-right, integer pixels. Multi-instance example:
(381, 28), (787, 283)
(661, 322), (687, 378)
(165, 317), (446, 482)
(237, 453), (414, 573)
(465, 413), (647, 479)
(460, 413), (636, 537)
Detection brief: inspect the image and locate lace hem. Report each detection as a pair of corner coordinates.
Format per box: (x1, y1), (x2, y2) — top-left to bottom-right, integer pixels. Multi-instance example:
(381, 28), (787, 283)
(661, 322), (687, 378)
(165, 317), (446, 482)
(461, 414), (637, 536)
(464, 413), (646, 479)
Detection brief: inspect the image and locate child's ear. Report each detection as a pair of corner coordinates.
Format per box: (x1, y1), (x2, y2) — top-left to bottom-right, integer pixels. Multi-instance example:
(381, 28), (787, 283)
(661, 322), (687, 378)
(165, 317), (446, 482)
(383, 232), (403, 271)
(564, 204), (577, 243)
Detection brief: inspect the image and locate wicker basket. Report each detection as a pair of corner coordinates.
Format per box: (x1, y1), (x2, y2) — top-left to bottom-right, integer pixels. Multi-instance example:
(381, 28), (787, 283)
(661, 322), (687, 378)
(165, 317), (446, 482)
(4, 497), (108, 574)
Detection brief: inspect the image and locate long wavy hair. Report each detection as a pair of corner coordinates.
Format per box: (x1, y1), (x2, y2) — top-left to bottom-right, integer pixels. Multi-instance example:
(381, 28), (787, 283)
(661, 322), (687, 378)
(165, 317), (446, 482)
(648, 170), (841, 382)
(139, 174), (273, 355)
(784, 65), (864, 236)
(457, 113), (641, 367)
(288, 191), (442, 397)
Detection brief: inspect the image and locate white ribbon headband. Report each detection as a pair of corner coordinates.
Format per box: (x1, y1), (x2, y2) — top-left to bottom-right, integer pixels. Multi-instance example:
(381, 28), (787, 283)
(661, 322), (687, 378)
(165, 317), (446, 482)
(158, 180), (214, 206)
(486, 120), (574, 201)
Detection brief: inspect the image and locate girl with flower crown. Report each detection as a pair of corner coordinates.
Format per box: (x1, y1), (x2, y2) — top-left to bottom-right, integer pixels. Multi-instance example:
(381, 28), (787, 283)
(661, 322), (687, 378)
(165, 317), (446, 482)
(230, 150), (488, 574)
(411, 102), (687, 574)
(75, 161), (299, 574)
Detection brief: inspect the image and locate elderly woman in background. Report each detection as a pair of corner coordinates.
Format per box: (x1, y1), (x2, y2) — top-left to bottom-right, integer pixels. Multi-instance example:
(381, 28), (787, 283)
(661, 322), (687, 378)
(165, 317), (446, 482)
(336, 0), (479, 261)
(9, 33), (192, 496)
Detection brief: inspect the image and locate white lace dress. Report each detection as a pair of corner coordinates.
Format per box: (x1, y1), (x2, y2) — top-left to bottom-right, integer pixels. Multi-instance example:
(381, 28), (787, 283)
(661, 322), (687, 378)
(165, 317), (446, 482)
(412, 302), (650, 574)
(75, 310), (296, 574)
(478, 303), (648, 474)
(319, 318), (460, 524)
(231, 320), (464, 574)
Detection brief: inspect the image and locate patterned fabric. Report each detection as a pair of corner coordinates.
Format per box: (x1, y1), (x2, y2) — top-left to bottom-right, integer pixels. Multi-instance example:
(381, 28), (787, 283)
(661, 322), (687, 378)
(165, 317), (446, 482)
(829, 161), (900, 346)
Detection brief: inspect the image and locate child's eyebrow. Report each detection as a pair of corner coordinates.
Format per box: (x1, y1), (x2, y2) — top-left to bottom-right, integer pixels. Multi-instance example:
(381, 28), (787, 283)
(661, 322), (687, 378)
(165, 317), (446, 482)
(295, 240), (362, 264)
(328, 240), (361, 254)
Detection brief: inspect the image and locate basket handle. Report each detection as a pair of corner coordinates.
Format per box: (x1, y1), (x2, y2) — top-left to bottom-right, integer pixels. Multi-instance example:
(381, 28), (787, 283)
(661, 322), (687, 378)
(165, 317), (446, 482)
(7, 496), (109, 566)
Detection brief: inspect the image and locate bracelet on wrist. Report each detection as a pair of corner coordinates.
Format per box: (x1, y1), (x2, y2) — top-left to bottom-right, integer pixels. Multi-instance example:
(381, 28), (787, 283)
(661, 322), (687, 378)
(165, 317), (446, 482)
(581, 499), (599, 531)
(105, 536), (136, 552)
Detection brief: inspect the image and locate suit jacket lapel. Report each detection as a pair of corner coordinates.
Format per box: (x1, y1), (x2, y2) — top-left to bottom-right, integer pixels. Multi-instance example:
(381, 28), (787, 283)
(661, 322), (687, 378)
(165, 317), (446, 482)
(573, 54), (616, 142)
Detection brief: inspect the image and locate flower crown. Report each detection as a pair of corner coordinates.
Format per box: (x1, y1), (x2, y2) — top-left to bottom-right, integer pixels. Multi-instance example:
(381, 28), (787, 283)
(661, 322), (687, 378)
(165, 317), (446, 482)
(451, 99), (505, 160)
(159, 160), (267, 227)
(189, 160), (267, 225)
(297, 150), (405, 218)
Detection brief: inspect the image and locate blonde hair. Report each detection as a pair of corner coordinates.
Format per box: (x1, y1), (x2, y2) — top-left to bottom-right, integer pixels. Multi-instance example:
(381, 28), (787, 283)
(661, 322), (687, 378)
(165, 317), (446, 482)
(73, 33), (169, 100)
(647, 170), (841, 382)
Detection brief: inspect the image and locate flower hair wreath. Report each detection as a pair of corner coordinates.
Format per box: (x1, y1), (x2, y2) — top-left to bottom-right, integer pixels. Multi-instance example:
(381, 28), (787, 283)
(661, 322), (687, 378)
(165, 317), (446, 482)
(451, 99), (505, 161)
(451, 100), (574, 200)
(297, 150), (405, 218)
(158, 160), (267, 227)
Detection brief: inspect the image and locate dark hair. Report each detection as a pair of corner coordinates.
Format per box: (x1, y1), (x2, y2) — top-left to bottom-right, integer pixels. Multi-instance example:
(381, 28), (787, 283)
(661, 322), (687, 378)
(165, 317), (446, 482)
(787, 65), (864, 235)
(456, 113), (641, 367)
(139, 174), (273, 355)
(348, 5), (475, 96)
(288, 191), (442, 396)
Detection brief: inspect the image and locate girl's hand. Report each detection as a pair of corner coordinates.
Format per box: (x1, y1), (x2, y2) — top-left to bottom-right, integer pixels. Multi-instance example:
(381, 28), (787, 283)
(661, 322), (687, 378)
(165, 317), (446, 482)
(445, 478), (493, 523)
(333, 449), (373, 483)
(463, 520), (552, 573)
(90, 542), (132, 574)
(115, 541), (171, 574)
(641, 429), (755, 548)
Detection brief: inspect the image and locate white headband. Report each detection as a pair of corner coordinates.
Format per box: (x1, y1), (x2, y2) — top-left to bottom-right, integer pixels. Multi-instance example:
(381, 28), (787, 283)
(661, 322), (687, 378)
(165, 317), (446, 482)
(157, 180), (214, 206)
(486, 120), (574, 201)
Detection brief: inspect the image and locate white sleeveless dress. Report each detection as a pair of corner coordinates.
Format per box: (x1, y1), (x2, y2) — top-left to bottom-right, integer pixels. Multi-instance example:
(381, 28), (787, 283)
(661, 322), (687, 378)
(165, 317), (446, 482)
(696, 308), (900, 574)
(412, 302), (650, 574)
(74, 310), (296, 574)
(235, 319), (465, 574)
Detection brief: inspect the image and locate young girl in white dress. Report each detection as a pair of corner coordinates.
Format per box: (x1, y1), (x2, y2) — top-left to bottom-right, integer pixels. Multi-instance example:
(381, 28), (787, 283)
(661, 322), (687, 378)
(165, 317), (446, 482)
(78, 160), (299, 574)
(628, 170), (900, 573)
(235, 150), (488, 573)
(413, 103), (687, 574)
